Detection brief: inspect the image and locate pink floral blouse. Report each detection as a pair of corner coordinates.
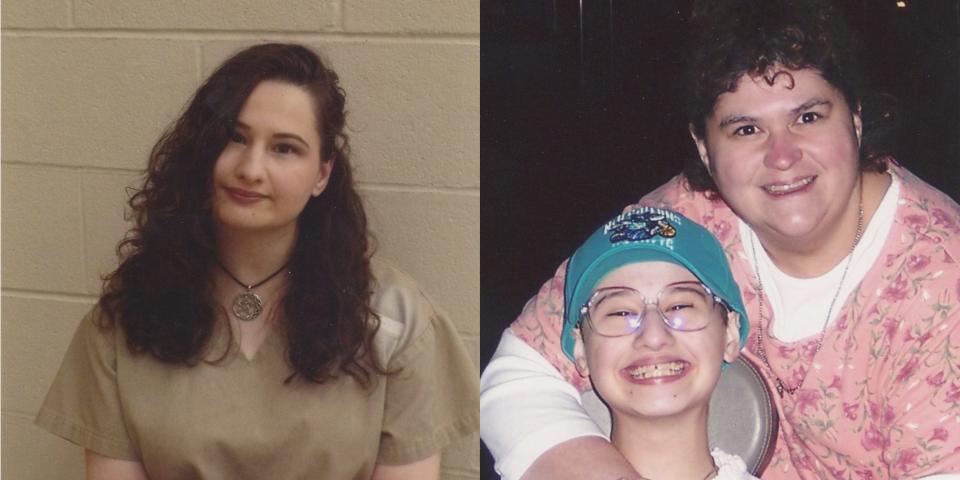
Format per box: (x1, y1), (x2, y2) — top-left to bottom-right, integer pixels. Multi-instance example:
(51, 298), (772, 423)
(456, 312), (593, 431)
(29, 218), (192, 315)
(511, 163), (960, 479)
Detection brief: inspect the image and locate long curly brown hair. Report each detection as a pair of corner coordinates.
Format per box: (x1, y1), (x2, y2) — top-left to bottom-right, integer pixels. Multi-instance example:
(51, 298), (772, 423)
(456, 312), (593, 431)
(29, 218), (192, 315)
(682, 0), (898, 194)
(99, 43), (384, 386)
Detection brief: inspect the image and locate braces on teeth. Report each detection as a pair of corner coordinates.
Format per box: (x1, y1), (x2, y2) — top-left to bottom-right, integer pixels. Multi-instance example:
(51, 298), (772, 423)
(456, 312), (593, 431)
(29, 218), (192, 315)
(630, 362), (685, 379)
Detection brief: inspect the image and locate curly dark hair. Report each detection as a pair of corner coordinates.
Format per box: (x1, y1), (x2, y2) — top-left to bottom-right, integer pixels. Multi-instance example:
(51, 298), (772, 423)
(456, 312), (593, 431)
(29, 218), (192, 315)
(682, 0), (897, 194)
(99, 43), (384, 386)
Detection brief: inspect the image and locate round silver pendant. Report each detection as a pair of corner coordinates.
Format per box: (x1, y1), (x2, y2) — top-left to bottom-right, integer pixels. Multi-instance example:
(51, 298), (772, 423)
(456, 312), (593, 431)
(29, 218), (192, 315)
(231, 292), (263, 322)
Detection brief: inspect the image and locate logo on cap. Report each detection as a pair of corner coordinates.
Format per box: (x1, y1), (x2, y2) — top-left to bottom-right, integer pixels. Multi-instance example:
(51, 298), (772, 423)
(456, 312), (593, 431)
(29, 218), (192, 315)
(606, 210), (678, 244)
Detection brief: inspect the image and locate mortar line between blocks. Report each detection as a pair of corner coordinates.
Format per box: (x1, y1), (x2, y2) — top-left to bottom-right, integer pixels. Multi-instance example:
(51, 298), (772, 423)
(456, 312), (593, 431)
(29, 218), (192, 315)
(358, 184), (479, 196)
(67, 0), (76, 28)
(195, 42), (204, 85)
(1, 289), (99, 303)
(77, 170), (88, 294)
(1, 29), (479, 44)
(2, 410), (41, 422)
(2, 161), (141, 175)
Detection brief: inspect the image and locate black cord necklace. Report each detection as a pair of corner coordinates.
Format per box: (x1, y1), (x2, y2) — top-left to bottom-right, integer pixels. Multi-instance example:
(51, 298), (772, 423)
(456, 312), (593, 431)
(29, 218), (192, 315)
(216, 260), (289, 322)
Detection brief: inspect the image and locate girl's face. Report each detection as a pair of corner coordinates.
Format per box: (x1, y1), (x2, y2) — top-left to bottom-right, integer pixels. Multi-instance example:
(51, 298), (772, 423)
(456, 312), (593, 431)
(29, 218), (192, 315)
(575, 262), (741, 421)
(691, 68), (862, 249)
(211, 80), (332, 237)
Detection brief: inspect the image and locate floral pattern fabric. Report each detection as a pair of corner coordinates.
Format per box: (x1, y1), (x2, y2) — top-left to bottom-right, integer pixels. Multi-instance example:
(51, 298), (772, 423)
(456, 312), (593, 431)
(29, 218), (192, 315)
(511, 163), (960, 479)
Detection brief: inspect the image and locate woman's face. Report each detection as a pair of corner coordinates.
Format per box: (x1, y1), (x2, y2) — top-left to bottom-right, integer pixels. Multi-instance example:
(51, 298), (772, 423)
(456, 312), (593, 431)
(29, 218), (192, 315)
(211, 80), (331, 237)
(691, 68), (862, 248)
(576, 262), (741, 421)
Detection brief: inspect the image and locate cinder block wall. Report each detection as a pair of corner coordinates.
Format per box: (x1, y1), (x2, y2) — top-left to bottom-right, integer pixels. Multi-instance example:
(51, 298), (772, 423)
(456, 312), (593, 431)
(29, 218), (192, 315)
(1, 2), (479, 479)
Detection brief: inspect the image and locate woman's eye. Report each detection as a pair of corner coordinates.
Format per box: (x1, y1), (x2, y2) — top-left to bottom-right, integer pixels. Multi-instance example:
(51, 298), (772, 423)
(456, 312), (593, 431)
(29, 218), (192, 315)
(798, 112), (822, 124)
(230, 131), (246, 144)
(274, 143), (298, 155)
(733, 125), (758, 136)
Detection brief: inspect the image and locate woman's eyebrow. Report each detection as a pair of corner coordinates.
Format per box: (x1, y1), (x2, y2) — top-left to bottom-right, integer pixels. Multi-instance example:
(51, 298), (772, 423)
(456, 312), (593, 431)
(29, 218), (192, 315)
(234, 121), (310, 148)
(717, 99), (833, 128)
(274, 132), (311, 148)
(717, 115), (756, 129)
(790, 98), (831, 115)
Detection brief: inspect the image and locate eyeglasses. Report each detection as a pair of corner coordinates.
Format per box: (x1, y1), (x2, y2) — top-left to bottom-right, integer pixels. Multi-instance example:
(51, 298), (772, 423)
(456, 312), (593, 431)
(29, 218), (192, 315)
(579, 281), (725, 337)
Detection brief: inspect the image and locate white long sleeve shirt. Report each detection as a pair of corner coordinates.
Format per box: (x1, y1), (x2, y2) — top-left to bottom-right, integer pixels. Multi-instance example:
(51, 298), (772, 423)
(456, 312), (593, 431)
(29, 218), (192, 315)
(480, 329), (605, 480)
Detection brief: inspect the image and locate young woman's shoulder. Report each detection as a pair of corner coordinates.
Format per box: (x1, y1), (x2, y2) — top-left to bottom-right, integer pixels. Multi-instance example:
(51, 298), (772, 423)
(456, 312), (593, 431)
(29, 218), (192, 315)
(368, 259), (453, 366)
(368, 260), (479, 464)
(35, 304), (139, 461)
(68, 305), (122, 364)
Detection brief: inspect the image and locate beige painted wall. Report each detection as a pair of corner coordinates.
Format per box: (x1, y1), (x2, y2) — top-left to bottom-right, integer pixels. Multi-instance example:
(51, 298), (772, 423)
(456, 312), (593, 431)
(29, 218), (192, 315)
(1, 1), (479, 478)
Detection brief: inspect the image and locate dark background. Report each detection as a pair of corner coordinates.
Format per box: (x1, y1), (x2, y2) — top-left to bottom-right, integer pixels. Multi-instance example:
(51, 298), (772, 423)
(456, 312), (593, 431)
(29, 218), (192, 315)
(480, 1), (959, 478)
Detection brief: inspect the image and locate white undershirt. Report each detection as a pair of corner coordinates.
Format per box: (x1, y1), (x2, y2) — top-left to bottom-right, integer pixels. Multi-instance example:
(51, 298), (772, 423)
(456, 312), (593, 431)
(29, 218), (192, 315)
(740, 173), (900, 342)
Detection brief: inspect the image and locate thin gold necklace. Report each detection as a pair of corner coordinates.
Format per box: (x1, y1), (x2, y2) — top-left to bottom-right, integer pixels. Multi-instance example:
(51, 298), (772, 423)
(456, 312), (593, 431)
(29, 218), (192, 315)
(751, 183), (864, 397)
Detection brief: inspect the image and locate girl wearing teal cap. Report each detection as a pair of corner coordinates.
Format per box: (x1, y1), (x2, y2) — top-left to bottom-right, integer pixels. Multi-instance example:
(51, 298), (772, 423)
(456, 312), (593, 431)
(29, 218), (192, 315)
(565, 207), (756, 479)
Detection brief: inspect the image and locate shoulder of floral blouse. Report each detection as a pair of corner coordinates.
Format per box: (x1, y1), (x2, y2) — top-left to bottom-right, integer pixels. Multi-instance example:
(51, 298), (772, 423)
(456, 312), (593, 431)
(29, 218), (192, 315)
(634, 174), (736, 226)
(889, 161), (960, 262)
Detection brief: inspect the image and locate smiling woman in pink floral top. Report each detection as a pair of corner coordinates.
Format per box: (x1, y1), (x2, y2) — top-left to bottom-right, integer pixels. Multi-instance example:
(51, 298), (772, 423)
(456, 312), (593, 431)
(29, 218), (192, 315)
(480, 0), (960, 479)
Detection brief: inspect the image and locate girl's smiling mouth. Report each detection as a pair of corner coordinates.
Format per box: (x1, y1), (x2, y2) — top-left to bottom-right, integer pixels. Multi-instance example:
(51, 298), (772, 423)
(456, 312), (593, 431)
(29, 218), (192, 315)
(623, 360), (689, 382)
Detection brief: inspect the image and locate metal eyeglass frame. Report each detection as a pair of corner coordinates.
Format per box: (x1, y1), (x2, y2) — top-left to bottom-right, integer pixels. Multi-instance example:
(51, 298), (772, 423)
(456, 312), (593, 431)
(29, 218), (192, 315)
(577, 280), (729, 337)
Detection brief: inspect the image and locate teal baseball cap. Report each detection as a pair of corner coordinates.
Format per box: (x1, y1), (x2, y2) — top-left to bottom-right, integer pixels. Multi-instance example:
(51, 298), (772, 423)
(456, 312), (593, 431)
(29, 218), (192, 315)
(561, 206), (749, 361)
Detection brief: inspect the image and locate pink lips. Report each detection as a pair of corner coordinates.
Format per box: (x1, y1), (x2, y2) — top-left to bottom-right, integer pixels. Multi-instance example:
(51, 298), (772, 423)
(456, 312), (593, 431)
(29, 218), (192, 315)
(761, 175), (816, 196)
(224, 187), (267, 204)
